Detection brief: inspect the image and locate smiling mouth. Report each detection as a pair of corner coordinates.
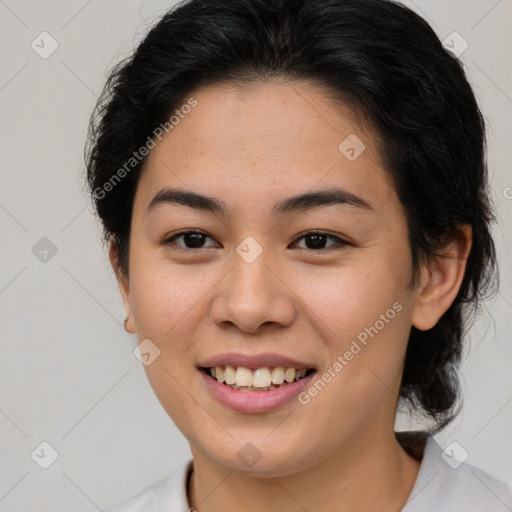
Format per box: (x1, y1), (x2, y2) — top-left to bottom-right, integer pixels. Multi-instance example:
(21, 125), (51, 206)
(201, 366), (316, 392)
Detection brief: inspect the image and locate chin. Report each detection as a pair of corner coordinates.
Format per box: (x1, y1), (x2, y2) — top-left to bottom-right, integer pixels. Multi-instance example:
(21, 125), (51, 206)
(202, 439), (314, 477)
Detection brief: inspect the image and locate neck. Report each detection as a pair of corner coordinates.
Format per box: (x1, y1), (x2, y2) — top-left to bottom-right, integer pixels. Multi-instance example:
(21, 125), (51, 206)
(187, 428), (422, 512)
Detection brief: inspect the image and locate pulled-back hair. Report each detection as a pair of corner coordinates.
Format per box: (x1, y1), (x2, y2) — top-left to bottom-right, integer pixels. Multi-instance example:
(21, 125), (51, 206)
(85, 0), (498, 433)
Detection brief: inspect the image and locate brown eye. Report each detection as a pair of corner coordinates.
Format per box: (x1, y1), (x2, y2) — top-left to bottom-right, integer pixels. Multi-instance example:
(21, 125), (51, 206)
(163, 230), (350, 252)
(291, 231), (349, 251)
(164, 230), (219, 249)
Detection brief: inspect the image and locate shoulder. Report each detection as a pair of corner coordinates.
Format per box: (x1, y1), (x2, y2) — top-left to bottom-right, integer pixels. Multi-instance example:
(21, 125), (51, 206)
(446, 460), (512, 509)
(104, 459), (193, 512)
(103, 478), (168, 512)
(400, 432), (512, 512)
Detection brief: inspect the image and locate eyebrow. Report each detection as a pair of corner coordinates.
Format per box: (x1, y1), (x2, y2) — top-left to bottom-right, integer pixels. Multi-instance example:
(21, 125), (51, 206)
(146, 187), (374, 216)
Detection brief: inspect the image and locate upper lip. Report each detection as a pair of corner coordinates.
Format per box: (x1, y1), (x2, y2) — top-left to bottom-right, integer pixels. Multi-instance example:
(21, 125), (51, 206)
(198, 352), (316, 370)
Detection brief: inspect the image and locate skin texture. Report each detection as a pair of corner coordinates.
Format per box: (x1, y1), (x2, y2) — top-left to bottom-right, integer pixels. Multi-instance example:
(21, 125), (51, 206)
(110, 79), (472, 512)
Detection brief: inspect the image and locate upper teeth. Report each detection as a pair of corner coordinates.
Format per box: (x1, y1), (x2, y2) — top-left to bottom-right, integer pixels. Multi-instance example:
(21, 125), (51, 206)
(211, 366), (308, 387)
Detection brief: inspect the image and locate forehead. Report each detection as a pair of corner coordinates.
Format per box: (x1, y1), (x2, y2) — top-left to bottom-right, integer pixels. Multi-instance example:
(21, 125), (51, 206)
(137, 80), (394, 215)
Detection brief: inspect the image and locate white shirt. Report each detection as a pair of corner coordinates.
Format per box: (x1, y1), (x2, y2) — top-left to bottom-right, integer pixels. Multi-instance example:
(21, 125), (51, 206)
(104, 432), (512, 511)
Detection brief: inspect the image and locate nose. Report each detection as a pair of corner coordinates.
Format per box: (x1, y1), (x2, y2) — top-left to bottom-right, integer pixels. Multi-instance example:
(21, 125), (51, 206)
(210, 246), (296, 334)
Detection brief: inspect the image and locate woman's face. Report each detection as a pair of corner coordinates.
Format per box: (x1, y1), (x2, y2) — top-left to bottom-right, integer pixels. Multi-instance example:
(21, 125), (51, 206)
(117, 80), (423, 475)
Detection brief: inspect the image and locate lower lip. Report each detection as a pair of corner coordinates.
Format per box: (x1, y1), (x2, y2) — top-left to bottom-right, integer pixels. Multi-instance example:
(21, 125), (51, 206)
(199, 369), (317, 413)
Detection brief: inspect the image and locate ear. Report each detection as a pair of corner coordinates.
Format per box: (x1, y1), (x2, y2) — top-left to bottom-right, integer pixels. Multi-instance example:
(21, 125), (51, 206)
(411, 225), (472, 331)
(108, 236), (136, 333)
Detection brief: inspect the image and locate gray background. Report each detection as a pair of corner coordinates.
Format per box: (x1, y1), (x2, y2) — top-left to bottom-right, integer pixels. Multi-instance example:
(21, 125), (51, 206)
(0, 0), (511, 510)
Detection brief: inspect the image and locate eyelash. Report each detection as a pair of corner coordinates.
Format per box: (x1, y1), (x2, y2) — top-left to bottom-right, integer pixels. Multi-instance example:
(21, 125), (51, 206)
(162, 229), (351, 253)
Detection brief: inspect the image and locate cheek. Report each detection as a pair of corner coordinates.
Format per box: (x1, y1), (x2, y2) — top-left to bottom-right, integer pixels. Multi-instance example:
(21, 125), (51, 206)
(294, 285), (410, 440)
(129, 255), (211, 341)
(128, 263), (204, 426)
(127, 257), (209, 412)
(298, 257), (412, 395)
(303, 258), (407, 337)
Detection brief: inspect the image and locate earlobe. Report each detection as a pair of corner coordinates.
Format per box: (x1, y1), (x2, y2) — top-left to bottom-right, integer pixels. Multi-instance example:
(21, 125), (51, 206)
(108, 236), (136, 333)
(411, 225), (472, 331)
